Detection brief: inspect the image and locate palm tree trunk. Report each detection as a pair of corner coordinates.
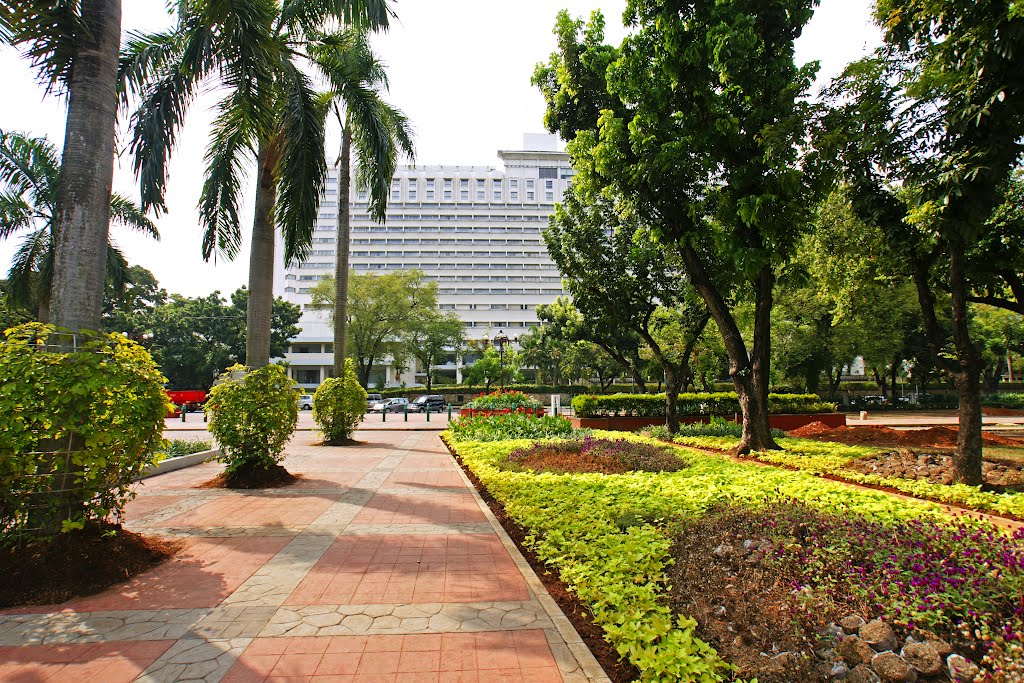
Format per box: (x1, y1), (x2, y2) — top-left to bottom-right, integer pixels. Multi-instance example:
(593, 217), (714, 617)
(333, 129), (353, 377)
(246, 144), (277, 368)
(49, 0), (121, 335)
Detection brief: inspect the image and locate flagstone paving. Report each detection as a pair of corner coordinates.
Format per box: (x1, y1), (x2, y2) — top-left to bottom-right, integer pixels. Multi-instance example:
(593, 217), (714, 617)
(0, 430), (608, 682)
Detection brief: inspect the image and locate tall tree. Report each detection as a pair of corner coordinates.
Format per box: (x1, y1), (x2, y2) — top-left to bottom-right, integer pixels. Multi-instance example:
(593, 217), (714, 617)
(120, 0), (392, 368)
(2, 0), (123, 334)
(312, 30), (414, 376)
(818, 0), (1024, 483)
(0, 131), (158, 322)
(536, 3), (820, 452)
(544, 185), (709, 432)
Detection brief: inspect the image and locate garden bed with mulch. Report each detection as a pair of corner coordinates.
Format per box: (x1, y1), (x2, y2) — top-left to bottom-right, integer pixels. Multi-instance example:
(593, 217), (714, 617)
(668, 503), (1020, 683)
(846, 449), (1024, 489)
(788, 421), (1021, 448)
(0, 522), (182, 608)
(197, 463), (296, 489)
(506, 436), (690, 475)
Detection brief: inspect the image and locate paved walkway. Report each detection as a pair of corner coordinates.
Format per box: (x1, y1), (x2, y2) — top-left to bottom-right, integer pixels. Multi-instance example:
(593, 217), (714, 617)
(0, 430), (607, 683)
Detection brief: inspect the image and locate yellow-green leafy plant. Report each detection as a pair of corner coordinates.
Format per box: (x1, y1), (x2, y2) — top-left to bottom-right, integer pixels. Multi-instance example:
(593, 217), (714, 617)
(313, 358), (366, 445)
(0, 323), (170, 545)
(206, 364), (298, 477)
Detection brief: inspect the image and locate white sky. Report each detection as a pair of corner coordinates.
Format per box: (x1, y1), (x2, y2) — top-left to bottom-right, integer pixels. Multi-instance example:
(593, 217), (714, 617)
(0, 0), (880, 298)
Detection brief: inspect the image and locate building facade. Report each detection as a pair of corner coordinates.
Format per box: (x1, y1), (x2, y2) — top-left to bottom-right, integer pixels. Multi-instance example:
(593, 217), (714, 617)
(276, 134), (573, 389)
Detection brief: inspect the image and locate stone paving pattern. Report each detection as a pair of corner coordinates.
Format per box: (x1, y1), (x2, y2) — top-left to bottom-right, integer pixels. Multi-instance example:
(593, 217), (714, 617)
(0, 430), (609, 682)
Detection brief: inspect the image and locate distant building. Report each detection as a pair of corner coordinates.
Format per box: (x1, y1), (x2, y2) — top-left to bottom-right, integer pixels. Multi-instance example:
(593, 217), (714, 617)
(275, 134), (573, 389)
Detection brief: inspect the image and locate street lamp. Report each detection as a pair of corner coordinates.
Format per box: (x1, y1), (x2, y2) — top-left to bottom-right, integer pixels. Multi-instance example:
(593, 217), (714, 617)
(492, 329), (517, 390)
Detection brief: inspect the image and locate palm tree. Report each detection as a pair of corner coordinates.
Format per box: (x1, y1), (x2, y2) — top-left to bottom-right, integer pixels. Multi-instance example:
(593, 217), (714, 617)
(1, 0), (123, 335)
(0, 131), (158, 322)
(310, 30), (414, 376)
(119, 0), (392, 368)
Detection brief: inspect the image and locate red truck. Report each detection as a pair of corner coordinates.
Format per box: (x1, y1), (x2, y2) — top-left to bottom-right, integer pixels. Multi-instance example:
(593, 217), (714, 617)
(166, 389), (208, 416)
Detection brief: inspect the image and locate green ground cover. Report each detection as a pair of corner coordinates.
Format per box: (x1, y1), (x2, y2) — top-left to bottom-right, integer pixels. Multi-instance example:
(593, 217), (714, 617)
(444, 428), (954, 681)
(667, 433), (1024, 519)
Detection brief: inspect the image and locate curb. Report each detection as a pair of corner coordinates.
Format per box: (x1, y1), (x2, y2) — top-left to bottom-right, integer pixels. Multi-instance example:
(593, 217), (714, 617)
(138, 448), (220, 479)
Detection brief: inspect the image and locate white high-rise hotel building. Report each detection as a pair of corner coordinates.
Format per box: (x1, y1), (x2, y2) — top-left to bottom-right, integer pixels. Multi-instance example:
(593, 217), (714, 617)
(275, 134), (573, 389)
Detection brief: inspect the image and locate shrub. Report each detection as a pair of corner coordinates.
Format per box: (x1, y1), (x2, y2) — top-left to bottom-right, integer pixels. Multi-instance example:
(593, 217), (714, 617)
(646, 418), (786, 441)
(571, 391), (836, 417)
(464, 389), (541, 411)
(161, 439), (212, 458)
(446, 412), (576, 442)
(206, 363), (298, 476)
(0, 323), (170, 544)
(983, 392), (1024, 409)
(313, 359), (367, 445)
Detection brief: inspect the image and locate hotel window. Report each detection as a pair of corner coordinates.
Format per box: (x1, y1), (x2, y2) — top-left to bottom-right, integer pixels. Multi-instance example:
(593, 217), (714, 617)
(526, 179), (534, 201)
(460, 178), (469, 201)
(391, 179), (400, 201)
(408, 182), (417, 201)
(426, 178), (435, 200)
(476, 179), (485, 200)
(545, 179), (554, 201)
(492, 180), (502, 200)
(509, 178), (519, 201)
(443, 178), (453, 200)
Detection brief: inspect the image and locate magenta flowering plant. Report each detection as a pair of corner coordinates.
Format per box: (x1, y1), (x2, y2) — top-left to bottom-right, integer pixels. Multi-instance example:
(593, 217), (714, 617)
(748, 501), (1024, 667)
(464, 390), (541, 411)
(508, 436), (690, 473)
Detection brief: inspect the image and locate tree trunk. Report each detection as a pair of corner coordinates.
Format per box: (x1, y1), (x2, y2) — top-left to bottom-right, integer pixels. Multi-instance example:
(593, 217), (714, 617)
(49, 0), (121, 335)
(949, 247), (984, 485)
(664, 365), (681, 434)
(246, 144), (277, 368)
(680, 246), (779, 453)
(425, 362), (432, 392)
(333, 129), (352, 377)
(890, 359), (899, 403)
(872, 367), (888, 397)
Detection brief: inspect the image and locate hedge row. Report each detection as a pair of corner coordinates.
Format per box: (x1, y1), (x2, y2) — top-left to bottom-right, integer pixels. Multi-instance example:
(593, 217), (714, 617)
(378, 383), (640, 399)
(570, 392), (837, 418)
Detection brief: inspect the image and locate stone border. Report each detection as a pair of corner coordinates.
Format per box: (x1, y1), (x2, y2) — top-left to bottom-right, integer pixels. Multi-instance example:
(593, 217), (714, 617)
(138, 449), (220, 479)
(447, 444), (611, 683)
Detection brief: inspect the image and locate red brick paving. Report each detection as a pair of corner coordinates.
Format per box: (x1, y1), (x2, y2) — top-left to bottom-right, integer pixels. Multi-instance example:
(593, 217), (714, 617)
(286, 535), (529, 605)
(294, 455), (387, 471)
(223, 630), (561, 682)
(136, 462), (224, 489)
(350, 494), (484, 526)
(381, 472), (467, 490)
(0, 640), (174, 682)
(121, 493), (184, 520)
(394, 456), (457, 470)
(6, 537), (291, 613)
(288, 471), (368, 489)
(161, 495), (335, 527)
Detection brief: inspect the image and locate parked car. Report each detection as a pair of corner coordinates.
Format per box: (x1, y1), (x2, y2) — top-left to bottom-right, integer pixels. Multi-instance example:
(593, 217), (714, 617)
(407, 395), (447, 412)
(298, 394), (314, 410)
(368, 397), (408, 413)
(365, 393), (383, 408)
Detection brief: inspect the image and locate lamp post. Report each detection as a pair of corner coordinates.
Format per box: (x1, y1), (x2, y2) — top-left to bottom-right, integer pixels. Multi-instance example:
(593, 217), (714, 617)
(492, 329), (517, 391)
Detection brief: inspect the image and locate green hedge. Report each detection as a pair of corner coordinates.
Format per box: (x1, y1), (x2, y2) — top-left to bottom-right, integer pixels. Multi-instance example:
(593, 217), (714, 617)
(379, 384), (641, 399)
(983, 393), (1024, 409)
(571, 392), (837, 418)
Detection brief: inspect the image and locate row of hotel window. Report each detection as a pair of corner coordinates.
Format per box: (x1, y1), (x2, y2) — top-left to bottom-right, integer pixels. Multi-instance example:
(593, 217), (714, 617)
(317, 178), (560, 203)
(286, 287), (565, 296)
(294, 263), (557, 271)
(300, 250), (548, 258)
(286, 274), (561, 283)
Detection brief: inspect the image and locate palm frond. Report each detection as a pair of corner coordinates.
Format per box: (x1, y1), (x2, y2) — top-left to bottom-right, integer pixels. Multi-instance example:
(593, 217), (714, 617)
(347, 87), (415, 222)
(275, 59), (327, 266)
(0, 0), (84, 93)
(281, 0), (393, 36)
(104, 239), (130, 298)
(0, 130), (59, 211)
(198, 94), (259, 261)
(0, 190), (38, 239)
(109, 193), (159, 239)
(5, 225), (50, 309)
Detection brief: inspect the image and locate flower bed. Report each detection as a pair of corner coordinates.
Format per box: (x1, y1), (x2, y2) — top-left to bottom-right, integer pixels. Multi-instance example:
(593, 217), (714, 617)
(459, 406), (547, 418)
(446, 411), (577, 442)
(444, 429), (964, 681)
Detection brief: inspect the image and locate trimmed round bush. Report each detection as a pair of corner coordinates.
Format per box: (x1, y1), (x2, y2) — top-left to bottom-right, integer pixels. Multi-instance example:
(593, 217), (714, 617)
(313, 359), (367, 445)
(0, 323), (170, 543)
(206, 363), (298, 476)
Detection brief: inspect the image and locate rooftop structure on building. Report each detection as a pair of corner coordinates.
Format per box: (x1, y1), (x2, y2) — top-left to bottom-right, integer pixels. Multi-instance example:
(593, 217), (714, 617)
(275, 134), (573, 389)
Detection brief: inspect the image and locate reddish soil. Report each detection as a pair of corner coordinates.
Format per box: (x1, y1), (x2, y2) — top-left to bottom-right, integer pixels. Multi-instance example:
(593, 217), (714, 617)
(442, 439), (637, 683)
(788, 421), (1022, 448)
(517, 449), (629, 475)
(197, 463), (296, 489)
(0, 522), (182, 607)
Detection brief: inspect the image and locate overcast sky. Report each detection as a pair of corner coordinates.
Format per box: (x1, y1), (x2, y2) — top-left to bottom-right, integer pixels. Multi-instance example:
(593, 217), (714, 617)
(0, 0), (880, 298)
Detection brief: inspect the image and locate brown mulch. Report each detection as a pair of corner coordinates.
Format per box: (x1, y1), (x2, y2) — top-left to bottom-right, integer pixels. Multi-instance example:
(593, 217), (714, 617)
(516, 449), (629, 475)
(667, 509), (851, 683)
(442, 440), (637, 683)
(197, 463), (296, 489)
(788, 422), (1022, 448)
(0, 522), (182, 608)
